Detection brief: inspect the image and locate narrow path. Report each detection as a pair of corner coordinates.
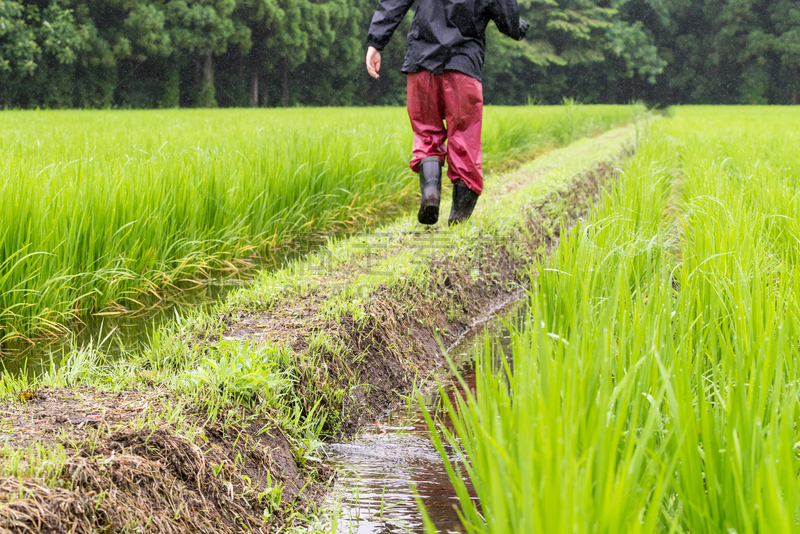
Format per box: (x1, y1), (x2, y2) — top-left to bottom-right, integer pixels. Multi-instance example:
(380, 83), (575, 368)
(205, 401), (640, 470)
(213, 123), (639, 434)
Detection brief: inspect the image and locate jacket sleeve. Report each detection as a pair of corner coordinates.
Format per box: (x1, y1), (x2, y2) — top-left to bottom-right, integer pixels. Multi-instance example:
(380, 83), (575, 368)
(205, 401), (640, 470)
(367, 0), (416, 51)
(490, 0), (529, 41)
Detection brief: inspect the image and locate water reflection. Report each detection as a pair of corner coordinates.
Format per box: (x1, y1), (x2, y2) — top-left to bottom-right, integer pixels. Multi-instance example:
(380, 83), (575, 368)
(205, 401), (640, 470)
(325, 431), (471, 533)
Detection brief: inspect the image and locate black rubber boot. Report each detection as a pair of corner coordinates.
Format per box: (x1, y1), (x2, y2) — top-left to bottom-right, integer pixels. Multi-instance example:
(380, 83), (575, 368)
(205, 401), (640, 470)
(448, 180), (480, 226)
(418, 157), (442, 225)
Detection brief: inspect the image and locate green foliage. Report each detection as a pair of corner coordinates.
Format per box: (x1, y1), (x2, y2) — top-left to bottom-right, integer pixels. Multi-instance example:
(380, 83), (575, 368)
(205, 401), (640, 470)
(771, 0), (800, 102)
(165, 0), (241, 56)
(0, 1), (38, 74)
(605, 20), (664, 83)
(239, 0), (339, 106)
(476, 0), (666, 105)
(0, 0), (671, 108)
(1, 0), (799, 106)
(607, 0), (800, 105)
(429, 106), (800, 532)
(0, 1), (88, 106)
(35, 2), (85, 65)
(181, 340), (292, 404)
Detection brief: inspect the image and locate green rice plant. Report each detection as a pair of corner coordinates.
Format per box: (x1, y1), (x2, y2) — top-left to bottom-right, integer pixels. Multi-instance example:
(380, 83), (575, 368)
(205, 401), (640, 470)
(429, 106), (800, 533)
(0, 105), (643, 343)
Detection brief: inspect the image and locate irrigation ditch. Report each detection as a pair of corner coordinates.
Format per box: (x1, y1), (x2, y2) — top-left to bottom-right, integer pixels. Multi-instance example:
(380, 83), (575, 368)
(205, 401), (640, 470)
(0, 123), (641, 533)
(323, 297), (526, 533)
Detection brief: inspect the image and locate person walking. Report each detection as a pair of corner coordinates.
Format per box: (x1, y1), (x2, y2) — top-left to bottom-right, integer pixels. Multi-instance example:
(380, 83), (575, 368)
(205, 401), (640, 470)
(366, 0), (528, 226)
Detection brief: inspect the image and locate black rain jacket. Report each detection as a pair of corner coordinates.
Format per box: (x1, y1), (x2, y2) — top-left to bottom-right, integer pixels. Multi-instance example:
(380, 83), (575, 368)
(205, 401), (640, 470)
(367, 0), (529, 82)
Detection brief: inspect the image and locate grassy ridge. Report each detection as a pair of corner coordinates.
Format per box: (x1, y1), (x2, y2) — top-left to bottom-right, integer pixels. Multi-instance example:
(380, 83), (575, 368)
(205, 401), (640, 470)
(0, 105), (642, 343)
(430, 106), (800, 532)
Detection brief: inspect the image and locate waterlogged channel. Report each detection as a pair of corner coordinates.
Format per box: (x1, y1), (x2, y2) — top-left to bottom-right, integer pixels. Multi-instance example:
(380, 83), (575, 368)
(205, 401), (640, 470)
(323, 300), (525, 534)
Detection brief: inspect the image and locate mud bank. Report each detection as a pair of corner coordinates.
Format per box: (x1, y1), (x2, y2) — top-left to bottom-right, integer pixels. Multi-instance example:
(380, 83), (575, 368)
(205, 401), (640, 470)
(0, 388), (327, 533)
(0, 124), (640, 533)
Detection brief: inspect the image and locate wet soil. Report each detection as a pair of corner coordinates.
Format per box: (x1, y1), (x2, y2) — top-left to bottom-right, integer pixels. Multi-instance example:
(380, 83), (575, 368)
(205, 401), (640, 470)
(0, 389), (323, 533)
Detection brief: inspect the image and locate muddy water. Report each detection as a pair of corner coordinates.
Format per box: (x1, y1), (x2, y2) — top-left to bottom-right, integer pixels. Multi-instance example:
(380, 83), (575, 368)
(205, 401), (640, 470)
(323, 300), (525, 534)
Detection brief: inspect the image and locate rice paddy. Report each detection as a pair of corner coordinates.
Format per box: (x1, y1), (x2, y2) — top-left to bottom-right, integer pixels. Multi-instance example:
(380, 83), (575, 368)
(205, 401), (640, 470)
(12, 102), (800, 533)
(432, 106), (800, 533)
(0, 105), (641, 345)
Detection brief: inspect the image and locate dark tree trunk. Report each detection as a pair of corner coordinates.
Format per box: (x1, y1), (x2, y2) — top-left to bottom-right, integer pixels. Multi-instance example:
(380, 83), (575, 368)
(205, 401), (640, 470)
(249, 61), (259, 108)
(261, 84), (270, 107)
(199, 50), (216, 108)
(794, 70), (799, 106)
(281, 62), (290, 107)
(161, 55), (181, 108)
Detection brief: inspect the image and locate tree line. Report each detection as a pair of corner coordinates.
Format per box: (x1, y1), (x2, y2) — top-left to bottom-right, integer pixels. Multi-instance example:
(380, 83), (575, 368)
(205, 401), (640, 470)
(0, 0), (797, 109)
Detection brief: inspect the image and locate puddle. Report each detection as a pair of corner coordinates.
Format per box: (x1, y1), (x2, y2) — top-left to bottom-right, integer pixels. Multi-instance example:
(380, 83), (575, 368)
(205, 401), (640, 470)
(323, 299), (526, 533)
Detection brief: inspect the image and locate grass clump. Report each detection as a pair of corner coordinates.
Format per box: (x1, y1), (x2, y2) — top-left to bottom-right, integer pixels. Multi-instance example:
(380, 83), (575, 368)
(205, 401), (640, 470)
(430, 106), (800, 533)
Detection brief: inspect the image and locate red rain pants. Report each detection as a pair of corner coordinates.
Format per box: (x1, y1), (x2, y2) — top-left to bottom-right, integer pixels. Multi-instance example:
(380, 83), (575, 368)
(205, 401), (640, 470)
(407, 70), (484, 195)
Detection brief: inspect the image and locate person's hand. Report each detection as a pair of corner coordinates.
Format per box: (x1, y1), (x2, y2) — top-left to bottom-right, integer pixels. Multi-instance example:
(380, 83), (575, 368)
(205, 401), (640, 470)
(366, 46), (381, 79)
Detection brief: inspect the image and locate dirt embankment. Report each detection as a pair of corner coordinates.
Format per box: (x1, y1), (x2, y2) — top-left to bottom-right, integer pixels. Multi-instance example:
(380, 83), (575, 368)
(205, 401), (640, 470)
(0, 125), (637, 533)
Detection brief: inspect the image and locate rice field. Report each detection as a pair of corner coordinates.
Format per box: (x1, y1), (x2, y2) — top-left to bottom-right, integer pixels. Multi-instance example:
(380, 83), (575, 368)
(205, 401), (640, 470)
(431, 106), (800, 533)
(0, 105), (641, 345)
